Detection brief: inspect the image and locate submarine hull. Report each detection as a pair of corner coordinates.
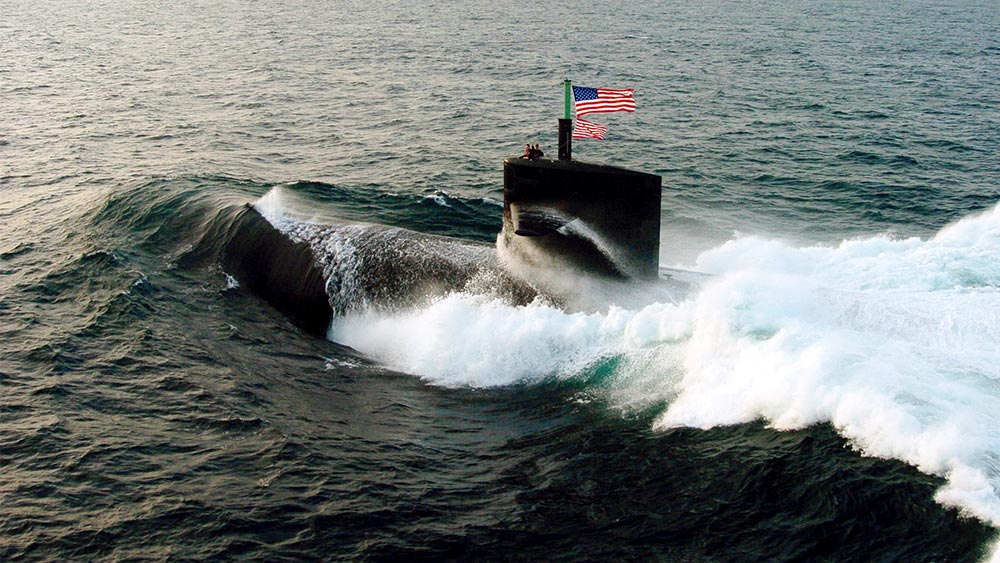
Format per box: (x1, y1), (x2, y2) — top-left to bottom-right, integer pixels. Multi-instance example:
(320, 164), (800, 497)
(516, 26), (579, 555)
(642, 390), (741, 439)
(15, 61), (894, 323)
(221, 156), (664, 337)
(222, 206), (333, 337)
(221, 206), (540, 337)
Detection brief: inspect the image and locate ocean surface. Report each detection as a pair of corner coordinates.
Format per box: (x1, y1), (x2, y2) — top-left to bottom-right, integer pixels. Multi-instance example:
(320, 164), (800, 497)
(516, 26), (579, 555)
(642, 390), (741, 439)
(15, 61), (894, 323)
(3, 0), (1000, 561)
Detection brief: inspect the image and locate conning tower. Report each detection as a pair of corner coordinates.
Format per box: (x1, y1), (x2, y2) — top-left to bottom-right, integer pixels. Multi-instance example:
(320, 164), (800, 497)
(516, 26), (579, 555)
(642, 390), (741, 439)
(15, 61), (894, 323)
(501, 119), (662, 280)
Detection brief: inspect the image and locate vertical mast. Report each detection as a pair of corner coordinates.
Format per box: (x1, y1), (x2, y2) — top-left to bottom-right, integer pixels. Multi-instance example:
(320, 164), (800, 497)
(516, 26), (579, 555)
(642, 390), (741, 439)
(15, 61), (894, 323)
(564, 79), (572, 120)
(558, 80), (572, 160)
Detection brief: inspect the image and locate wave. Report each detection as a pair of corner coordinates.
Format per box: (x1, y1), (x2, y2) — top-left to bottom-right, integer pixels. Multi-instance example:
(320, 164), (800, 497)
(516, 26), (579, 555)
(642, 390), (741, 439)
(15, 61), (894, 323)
(247, 187), (538, 319)
(203, 182), (1000, 557)
(92, 179), (1000, 540)
(325, 199), (1000, 550)
(68, 170), (1000, 560)
(273, 180), (503, 243)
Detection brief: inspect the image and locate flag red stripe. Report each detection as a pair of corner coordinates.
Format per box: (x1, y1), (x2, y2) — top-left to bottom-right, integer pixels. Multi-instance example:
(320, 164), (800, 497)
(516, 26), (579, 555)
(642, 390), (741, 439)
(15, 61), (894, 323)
(575, 102), (636, 116)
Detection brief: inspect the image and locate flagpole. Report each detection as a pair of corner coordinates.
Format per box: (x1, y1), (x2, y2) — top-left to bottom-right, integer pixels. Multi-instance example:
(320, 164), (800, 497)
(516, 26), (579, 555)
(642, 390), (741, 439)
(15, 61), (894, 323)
(559, 80), (572, 160)
(564, 79), (572, 120)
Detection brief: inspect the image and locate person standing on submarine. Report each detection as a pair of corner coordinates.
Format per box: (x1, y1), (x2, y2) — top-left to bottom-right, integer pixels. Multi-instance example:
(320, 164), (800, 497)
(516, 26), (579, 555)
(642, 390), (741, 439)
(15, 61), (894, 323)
(522, 144), (544, 159)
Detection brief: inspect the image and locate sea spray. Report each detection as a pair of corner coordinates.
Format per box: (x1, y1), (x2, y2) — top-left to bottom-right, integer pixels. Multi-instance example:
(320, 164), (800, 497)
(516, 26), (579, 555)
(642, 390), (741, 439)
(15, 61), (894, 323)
(330, 202), (1000, 548)
(667, 204), (1000, 533)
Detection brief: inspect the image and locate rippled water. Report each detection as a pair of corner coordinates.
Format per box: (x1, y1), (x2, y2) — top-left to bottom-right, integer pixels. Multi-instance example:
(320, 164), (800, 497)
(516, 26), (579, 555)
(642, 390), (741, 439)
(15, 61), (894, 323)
(3, 1), (1000, 561)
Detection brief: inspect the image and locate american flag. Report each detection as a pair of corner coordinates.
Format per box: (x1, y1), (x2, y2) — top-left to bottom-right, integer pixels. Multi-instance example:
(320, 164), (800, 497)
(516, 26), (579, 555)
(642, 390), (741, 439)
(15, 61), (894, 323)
(572, 86), (635, 117)
(572, 118), (608, 140)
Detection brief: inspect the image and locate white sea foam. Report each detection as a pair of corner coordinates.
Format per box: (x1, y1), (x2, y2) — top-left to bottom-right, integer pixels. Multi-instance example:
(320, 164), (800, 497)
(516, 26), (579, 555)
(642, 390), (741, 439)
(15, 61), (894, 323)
(254, 186), (1000, 549)
(327, 201), (1000, 541)
(329, 295), (634, 388)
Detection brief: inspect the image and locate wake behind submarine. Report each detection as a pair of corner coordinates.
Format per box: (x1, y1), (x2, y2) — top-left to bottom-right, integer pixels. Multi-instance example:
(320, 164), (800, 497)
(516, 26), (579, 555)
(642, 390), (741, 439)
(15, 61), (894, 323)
(222, 118), (667, 337)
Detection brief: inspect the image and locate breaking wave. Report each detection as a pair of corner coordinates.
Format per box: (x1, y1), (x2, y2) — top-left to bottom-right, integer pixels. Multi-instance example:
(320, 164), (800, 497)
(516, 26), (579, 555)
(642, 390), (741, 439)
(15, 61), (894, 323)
(322, 199), (1000, 552)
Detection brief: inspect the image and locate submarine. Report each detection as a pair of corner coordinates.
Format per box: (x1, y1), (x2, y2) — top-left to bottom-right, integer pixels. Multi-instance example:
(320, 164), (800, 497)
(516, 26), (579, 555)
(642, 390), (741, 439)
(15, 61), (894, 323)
(221, 118), (665, 338)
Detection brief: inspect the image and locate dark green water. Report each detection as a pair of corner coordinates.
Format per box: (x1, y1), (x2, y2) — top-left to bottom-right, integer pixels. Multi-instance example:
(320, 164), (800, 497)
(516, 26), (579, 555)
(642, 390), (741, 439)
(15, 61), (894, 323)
(3, 1), (1000, 561)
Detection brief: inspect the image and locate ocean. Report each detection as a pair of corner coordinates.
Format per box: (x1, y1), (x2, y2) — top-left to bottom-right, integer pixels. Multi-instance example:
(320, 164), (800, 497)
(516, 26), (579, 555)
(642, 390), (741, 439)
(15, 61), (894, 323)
(3, 0), (1000, 561)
